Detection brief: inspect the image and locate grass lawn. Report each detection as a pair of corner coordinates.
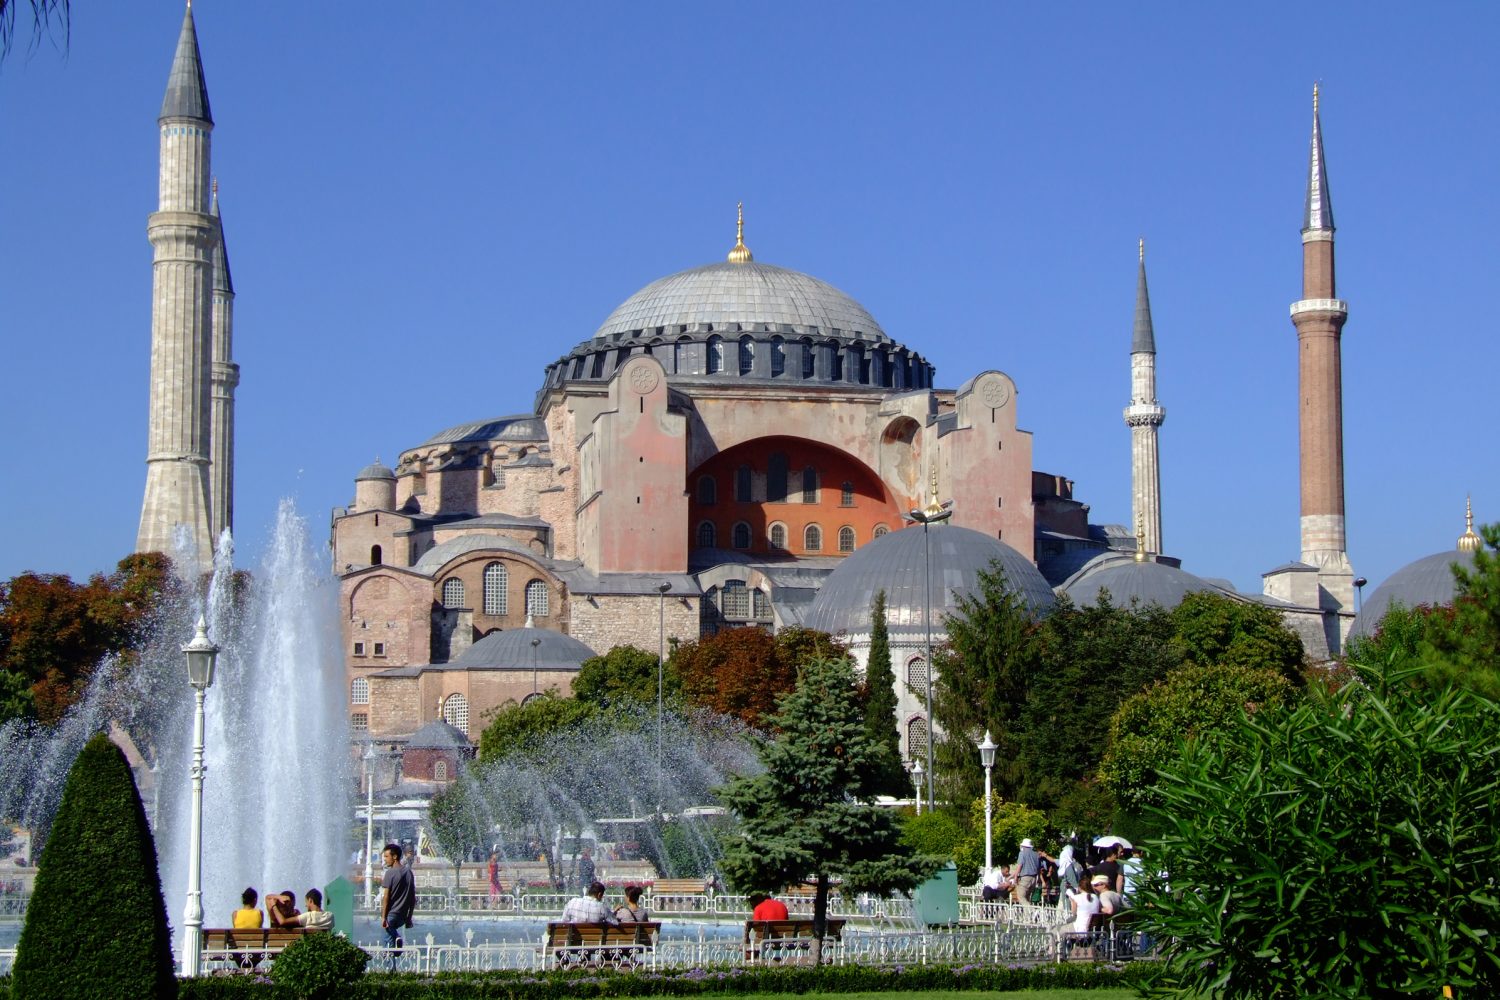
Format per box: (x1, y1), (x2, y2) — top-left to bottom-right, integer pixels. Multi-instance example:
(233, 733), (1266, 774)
(729, 992), (1138, 1000)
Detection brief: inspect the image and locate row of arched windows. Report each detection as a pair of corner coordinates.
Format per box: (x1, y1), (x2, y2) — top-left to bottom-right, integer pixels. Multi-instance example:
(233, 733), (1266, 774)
(697, 521), (887, 552)
(698, 466), (855, 506)
(441, 570), (550, 617)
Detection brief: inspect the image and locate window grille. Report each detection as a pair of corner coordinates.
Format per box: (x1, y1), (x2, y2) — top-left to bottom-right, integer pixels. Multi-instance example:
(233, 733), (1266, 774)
(804, 524), (822, 551)
(443, 693), (470, 735)
(483, 562), (508, 615)
(838, 526), (856, 552)
(442, 577), (465, 609)
(697, 521), (717, 548)
(351, 677), (370, 705)
(525, 580), (549, 617)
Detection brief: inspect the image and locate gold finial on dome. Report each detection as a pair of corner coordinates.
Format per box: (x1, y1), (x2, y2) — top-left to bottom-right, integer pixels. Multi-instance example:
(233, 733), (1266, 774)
(1458, 495), (1483, 552)
(1134, 512), (1147, 562)
(727, 202), (753, 263)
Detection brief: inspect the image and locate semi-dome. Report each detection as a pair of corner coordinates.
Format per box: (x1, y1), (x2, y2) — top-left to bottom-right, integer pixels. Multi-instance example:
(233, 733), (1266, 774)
(355, 459), (395, 481)
(804, 525), (1055, 638)
(1349, 549), (1476, 639)
(453, 627), (597, 671)
(1059, 554), (1218, 610)
(593, 261), (890, 343)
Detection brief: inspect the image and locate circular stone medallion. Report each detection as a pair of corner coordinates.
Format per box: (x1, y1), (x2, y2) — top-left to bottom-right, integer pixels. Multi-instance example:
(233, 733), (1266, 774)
(629, 363), (660, 395)
(979, 375), (1011, 408)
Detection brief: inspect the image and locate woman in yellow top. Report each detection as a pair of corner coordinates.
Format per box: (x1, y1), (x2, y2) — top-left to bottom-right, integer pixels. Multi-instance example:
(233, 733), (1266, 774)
(232, 887), (264, 928)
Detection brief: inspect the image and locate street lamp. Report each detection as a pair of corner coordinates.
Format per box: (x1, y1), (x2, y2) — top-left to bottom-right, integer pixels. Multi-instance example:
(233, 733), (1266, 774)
(656, 581), (671, 814)
(977, 729), (997, 878)
(903, 498), (953, 811)
(180, 616), (218, 978)
(910, 759), (924, 816)
(530, 636), (542, 694)
(363, 741), (378, 907)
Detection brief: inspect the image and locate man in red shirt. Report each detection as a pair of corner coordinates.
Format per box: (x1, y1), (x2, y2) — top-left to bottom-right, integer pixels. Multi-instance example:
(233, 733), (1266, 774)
(751, 893), (789, 920)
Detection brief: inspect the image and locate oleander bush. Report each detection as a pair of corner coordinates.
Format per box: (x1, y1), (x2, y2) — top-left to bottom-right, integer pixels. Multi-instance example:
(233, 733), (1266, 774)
(268, 932), (370, 998)
(11, 733), (176, 1000)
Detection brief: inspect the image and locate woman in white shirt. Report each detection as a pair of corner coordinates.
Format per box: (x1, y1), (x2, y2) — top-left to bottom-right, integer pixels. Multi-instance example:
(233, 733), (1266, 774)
(1066, 877), (1103, 933)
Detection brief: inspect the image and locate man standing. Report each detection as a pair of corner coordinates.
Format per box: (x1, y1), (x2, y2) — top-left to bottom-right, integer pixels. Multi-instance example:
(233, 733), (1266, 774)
(1013, 838), (1041, 904)
(561, 881), (619, 925)
(576, 847), (596, 892)
(380, 842), (416, 967)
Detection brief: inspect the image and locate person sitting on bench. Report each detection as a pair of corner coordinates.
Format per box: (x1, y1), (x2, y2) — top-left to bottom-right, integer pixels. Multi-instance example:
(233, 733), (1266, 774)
(233, 887), (263, 929)
(561, 881), (619, 925)
(288, 888), (334, 930)
(267, 889), (301, 927)
(750, 892), (789, 920)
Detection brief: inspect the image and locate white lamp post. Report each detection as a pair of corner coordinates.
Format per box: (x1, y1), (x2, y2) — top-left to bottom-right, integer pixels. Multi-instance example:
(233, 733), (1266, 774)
(903, 498), (953, 811)
(910, 759), (925, 816)
(977, 729), (997, 877)
(363, 741), (378, 907)
(656, 581), (671, 814)
(180, 616), (218, 978)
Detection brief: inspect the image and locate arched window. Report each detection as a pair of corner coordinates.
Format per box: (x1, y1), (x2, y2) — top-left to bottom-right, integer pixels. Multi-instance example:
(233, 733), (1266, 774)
(698, 475), (717, 505)
(770, 337), (786, 377)
(907, 656), (928, 691)
(483, 562), (508, 616)
(707, 335), (725, 374)
(804, 524), (822, 552)
(370, 545), (383, 566)
(800, 337), (815, 378)
(802, 467), (817, 503)
(851, 343), (868, 383)
(722, 580), (751, 619)
(351, 677), (370, 705)
(442, 577), (465, 609)
(873, 523), (889, 538)
(433, 759), (448, 782)
(907, 716), (929, 762)
(738, 336), (755, 375)
(732, 522), (752, 549)
(767, 452), (788, 503)
(735, 464), (753, 502)
(838, 526), (856, 552)
(752, 588), (772, 620)
(697, 521), (717, 548)
(840, 482), (855, 506)
(769, 523), (787, 550)
(525, 580), (549, 618)
(442, 692), (470, 735)
(830, 343), (843, 381)
(700, 586), (721, 634)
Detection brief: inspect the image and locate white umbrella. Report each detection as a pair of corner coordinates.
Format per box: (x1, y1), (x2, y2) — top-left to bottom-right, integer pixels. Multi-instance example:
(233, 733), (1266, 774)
(1092, 835), (1134, 850)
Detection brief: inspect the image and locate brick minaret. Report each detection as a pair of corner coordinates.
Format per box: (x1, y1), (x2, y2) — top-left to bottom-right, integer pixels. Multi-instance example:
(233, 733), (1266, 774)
(1124, 239), (1165, 557)
(209, 182), (238, 544)
(1290, 84), (1354, 612)
(136, 4), (221, 573)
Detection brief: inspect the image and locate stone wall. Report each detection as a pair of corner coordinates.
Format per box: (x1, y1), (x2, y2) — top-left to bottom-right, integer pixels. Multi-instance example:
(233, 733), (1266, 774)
(570, 594), (699, 656)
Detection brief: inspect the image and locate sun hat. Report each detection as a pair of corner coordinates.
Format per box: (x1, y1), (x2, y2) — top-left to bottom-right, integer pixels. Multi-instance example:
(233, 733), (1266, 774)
(1091, 874), (1109, 885)
(1019, 838), (1034, 848)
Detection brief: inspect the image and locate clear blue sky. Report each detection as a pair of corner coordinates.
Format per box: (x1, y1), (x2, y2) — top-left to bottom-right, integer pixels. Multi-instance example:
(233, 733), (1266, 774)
(1, 2), (1495, 598)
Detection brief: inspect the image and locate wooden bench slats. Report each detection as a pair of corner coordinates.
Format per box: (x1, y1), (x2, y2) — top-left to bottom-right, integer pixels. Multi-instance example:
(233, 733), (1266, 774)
(543, 921), (661, 968)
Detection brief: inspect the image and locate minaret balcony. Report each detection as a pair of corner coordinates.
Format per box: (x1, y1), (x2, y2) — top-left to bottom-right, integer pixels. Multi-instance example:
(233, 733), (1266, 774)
(1290, 298), (1348, 320)
(1124, 404), (1165, 427)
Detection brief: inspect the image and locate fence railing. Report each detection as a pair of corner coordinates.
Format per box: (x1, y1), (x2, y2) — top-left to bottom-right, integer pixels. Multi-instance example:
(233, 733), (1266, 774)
(374, 888), (917, 923)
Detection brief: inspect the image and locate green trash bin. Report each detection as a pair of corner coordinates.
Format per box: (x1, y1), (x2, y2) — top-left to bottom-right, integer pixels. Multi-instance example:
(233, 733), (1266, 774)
(323, 875), (355, 935)
(912, 861), (959, 926)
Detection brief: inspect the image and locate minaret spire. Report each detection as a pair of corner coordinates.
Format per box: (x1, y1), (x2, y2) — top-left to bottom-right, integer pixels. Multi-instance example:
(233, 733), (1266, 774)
(209, 181), (239, 545)
(1288, 83), (1354, 638)
(1124, 239), (1165, 557)
(160, 3), (213, 125)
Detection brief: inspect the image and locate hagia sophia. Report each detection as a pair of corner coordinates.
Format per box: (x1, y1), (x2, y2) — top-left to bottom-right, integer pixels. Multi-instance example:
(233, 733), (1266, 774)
(135, 8), (1485, 779)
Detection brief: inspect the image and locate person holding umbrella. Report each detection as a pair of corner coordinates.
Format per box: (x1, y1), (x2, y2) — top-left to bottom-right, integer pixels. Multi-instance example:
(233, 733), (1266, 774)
(1090, 836), (1133, 894)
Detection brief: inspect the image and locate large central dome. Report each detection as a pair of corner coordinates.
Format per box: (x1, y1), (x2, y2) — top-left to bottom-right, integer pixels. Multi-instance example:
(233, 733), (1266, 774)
(593, 261), (889, 343)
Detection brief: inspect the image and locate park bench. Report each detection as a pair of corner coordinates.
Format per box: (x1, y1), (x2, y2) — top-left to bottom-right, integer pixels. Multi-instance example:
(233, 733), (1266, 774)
(201, 926), (320, 971)
(648, 878), (712, 912)
(543, 921), (661, 968)
(743, 918), (845, 964)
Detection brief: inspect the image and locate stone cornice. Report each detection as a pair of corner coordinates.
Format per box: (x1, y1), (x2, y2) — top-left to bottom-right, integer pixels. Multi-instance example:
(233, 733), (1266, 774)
(1123, 405), (1165, 427)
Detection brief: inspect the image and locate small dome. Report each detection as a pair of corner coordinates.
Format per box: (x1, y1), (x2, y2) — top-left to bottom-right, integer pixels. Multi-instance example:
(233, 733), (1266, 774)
(453, 627), (598, 671)
(413, 534), (540, 575)
(1059, 555), (1218, 610)
(356, 460), (395, 481)
(1349, 549), (1477, 639)
(594, 261), (889, 343)
(407, 719), (471, 749)
(804, 525), (1055, 637)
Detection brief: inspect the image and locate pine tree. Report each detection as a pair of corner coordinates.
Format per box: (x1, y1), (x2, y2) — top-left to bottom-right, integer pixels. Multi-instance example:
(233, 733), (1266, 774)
(718, 657), (936, 954)
(862, 589), (905, 794)
(13, 733), (176, 999)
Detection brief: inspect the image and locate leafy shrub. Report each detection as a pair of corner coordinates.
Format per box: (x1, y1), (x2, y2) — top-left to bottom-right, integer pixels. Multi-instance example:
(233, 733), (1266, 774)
(1140, 658), (1500, 997)
(267, 932), (370, 999)
(12, 733), (176, 1000)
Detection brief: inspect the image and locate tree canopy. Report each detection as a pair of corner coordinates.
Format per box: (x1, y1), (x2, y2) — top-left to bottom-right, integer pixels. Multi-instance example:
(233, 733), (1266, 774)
(861, 589), (907, 795)
(572, 644), (676, 707)
(675, 625), (845, 730)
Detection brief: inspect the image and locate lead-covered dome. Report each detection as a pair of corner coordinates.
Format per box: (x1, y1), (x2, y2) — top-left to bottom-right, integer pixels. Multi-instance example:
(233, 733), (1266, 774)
(1349, 549), (1476, 639)
(593, 261), (889, 342)
(1059, 554), (1219, 610)
(804, 525), (1055, 638)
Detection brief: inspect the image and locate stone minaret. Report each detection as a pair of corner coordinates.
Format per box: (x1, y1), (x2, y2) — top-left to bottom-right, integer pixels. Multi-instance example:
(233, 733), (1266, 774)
(209, 182), (238, 544)
(137, 5), (220, 573)
(1124, 239), (1165, 557)
(1290, 85), (1354, 612)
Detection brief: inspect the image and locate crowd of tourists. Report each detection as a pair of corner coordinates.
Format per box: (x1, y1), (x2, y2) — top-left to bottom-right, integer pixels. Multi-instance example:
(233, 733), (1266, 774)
(980, 837), (1141, 934)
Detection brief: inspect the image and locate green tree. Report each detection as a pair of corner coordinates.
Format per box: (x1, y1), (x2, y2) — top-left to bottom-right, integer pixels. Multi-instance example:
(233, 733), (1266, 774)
(12, 733), (176, 1000)
(862, 590), (906, 795)
(1170, 590), (1305, 681)
(476, 693), (596, 764)
(719, 657), (936, 948)
(1420, 524), (1500, 697)
(572, 644), (676, 707)
(1098, 661), (1297, 814)
(1139, 657), (1500, 998)
(930, 563), (1043, 808)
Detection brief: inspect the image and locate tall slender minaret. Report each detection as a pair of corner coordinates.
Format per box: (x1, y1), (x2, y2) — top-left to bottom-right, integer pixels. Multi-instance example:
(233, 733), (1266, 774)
(1124, 239), (1165, 557)
(136, 4), (220, 573)
(209, 181), (238, 544)
(1290, 84), (1354, 612)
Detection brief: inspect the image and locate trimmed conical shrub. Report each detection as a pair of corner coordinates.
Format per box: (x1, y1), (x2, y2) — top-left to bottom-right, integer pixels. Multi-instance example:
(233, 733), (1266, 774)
(13, 732), (176, 999)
